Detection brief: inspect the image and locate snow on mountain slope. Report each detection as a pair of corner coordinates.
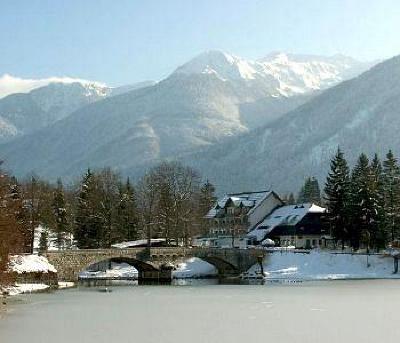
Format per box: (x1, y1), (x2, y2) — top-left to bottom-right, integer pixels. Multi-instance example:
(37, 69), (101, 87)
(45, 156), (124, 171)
(0, 80), (155, 142)
(0, 73), (244, 178)
(0, 74), (110, 99)
(174, 50), (372, 96)
(174, 50), (263, 81)
(0, 82), (111, 142)
(185, 55), (400, 194)
(0, 50), (374, 182)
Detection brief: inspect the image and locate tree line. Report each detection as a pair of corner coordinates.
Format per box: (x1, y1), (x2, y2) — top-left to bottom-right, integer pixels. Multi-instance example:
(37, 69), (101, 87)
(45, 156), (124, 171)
(3, 147), (400, 279)
(324, 149), (400, 251)
(276, 149), (400, 252)
(0, 161), (217, 278)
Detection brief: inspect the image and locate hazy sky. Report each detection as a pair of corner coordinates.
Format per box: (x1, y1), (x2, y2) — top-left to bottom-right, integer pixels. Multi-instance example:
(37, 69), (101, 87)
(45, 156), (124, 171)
(1, 0), (400, 85)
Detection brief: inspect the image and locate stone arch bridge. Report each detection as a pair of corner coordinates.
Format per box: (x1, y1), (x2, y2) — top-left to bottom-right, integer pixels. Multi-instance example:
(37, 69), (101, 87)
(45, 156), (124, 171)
(45, 247), (265, 282)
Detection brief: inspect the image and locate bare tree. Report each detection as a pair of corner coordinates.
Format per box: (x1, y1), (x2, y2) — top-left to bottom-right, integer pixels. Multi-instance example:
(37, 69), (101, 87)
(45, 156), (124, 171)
(137, 169), (159, 248)
(137, 161), (201, 247)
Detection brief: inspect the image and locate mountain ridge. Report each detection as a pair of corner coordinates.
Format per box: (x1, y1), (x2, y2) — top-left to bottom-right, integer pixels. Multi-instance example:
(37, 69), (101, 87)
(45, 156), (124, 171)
(182, 55), (400, 193)
(0, 50), (377, 188)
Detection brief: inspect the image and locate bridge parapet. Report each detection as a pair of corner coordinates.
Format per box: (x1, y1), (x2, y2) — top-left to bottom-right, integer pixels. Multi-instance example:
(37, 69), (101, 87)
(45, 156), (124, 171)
(46, 247), (264, 281)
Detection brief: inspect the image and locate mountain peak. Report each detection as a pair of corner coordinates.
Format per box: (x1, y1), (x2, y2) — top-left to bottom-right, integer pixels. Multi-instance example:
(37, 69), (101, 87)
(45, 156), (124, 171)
(173, 50), (259, 81)
(171, 50), (372, 96)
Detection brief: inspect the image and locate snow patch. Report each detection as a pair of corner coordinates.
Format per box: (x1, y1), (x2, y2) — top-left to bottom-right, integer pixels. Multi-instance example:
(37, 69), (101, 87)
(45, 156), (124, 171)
(4, 283), (50, 296)
(79, 262), (138, 279)
(173, 257), (218, 278)
(8, 255), (57, 274)
(57, 281), (75, 289)
(174, 50), (367, 96)
(245, 250), (400, 280)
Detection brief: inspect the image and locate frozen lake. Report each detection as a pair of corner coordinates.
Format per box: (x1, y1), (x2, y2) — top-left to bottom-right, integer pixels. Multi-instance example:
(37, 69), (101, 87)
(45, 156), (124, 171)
(1, 280), (400, 343)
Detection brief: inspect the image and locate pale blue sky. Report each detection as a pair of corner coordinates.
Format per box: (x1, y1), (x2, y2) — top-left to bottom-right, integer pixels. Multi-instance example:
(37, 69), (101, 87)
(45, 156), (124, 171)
(1, 0), (399, 85)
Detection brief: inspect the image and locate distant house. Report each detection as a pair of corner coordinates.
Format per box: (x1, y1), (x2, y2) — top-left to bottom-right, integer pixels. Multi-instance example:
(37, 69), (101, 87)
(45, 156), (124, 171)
(247, 203), (331, 249)
(204, 190), (283, 248)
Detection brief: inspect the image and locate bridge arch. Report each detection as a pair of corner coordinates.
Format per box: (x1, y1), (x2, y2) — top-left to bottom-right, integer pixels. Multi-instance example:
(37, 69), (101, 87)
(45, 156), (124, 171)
(198, 256), (239, 277)
(79, 256), (158, 279)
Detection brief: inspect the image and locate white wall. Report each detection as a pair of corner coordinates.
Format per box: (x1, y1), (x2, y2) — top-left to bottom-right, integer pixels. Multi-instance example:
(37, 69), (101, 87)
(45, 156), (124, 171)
(280, 235), (326, 249)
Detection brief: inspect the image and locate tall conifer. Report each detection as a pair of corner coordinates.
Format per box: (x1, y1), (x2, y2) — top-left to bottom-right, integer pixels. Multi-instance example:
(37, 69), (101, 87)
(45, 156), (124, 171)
(324, 148), (351, 249)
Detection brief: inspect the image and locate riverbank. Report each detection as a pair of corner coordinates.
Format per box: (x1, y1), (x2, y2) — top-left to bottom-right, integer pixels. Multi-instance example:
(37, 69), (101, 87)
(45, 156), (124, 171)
(244, 250), (400, 280)
(1, 281), (75, 297)
(1, 254), (75, 300)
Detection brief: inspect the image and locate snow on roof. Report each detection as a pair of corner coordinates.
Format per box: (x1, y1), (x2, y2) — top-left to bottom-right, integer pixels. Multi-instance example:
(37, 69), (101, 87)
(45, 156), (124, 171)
(8, 255), (57, 274)
(205, 190), (272, 218)
(247, 203), (326, 241)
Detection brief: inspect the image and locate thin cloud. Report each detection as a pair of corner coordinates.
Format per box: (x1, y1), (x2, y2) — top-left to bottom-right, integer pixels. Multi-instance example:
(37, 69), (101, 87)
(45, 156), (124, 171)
(0, 74), (107, 98)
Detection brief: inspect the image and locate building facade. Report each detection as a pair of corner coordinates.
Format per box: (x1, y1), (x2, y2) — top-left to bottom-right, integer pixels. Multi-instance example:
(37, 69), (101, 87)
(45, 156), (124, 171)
(247, 203), (331, 249)
(204, 190), (283, 248)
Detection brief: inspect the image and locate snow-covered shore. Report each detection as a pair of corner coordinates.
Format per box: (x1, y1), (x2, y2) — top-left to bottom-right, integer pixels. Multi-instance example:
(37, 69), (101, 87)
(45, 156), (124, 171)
(1, 254), (71, 297)
(244, 250), (400, 280)
(3, 283), (50, 296)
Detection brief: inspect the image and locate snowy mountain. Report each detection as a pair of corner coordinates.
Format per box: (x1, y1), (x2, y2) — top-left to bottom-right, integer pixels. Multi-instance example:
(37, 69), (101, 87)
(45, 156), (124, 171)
(184, 55), (400, 193)
(0, 80), (156, 142)
(174, 50), (371, 96)
(0, 74), (110, 99)
(0, 82), (111, 142)
(0, 50), (374, 183)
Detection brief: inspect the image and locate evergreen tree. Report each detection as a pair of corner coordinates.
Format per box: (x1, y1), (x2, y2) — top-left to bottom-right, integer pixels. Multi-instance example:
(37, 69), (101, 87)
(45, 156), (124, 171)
(96, 168), (120, 247)
(116, 178), (139, 242)
(382, 150), (400, 242)
(52, 178), (69, 249)
(298, 177), (321, 204)
(197, 180), (217, 236)
(23, 175), (40, 253)
(38, 229), (48, 254)
(74, 169), (102, 249)
(350, 153), (379, 251)
(369, 154), (385, 250)
(287, 193), (296, 205)
(324, 148), (351, 249)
